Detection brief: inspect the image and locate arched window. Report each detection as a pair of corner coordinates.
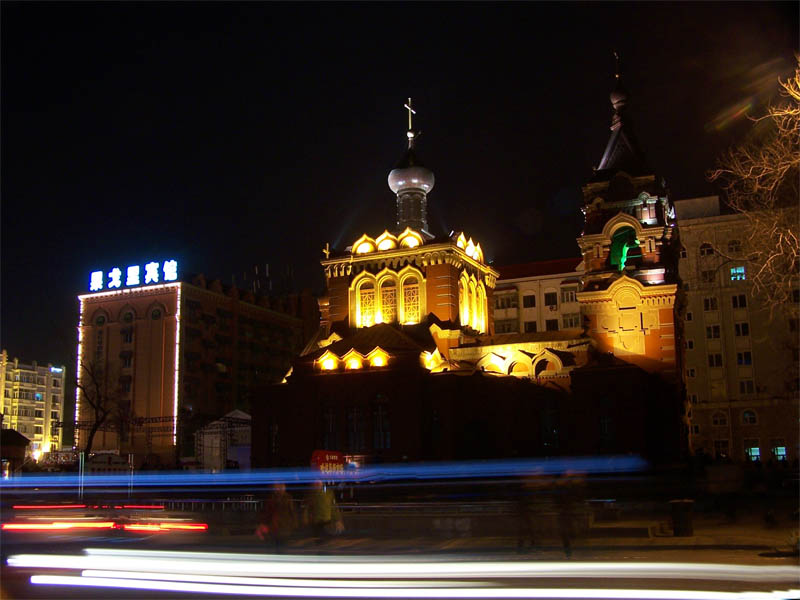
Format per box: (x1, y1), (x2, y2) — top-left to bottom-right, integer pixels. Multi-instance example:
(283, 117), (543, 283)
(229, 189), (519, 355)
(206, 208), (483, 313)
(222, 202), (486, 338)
(534, 359), (550, 378)
(742, 410), (757, 425)
(459, 279), (467, 327)
(379, 279), (397, 324)
(402, 277), (420, 324)
(358, 281), (376, 327)
(476, 283), (487, 333)
(711, 412), (727, 426)
(728, 239), (741, 254)
(373, 395), (391, 450)
(699, 243), (714, 257)
(466, 280), (476, 330)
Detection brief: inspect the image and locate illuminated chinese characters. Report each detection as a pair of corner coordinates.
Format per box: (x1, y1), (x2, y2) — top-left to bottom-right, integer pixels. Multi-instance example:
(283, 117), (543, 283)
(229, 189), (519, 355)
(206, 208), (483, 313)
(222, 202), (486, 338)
(89, 260), (178, 292)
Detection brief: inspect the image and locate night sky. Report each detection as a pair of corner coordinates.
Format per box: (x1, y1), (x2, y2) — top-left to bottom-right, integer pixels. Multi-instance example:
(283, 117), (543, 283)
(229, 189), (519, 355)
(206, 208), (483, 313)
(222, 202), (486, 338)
(2, 2), (797, 371)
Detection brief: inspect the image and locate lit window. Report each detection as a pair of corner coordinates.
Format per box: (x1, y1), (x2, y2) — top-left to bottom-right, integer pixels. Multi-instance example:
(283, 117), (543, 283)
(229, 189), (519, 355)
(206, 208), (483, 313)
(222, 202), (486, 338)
(744, 439), (760, 461)
(359, 282), (376, 327)
(402, 277), (420, 324)
(742, 410), (757, 424)
(699, 243), (714, 256)
(730, 266), (746, 281)
(380, 280), (397, 324)
(734, 322), (749, 336)
(712, 412), (727, 427)
(703, 297), (718, 311)
(772, 440), (787, 461)
(739, 380), (755, 395)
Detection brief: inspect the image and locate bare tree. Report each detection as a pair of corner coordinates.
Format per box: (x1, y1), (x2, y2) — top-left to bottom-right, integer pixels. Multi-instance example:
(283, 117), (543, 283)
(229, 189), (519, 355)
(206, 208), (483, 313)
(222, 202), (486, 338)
(75, 360), (129, 456)
(708, 58), (799, 312)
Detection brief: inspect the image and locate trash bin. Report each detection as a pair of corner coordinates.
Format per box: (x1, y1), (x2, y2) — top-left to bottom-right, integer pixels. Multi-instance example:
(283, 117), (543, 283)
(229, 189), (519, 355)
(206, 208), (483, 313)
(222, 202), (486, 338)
(669, 499), (694, 536)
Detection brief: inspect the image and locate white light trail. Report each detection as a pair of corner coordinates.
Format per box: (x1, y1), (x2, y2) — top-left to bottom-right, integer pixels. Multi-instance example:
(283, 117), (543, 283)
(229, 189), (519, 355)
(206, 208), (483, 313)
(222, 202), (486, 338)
(28, 575), (800, 599)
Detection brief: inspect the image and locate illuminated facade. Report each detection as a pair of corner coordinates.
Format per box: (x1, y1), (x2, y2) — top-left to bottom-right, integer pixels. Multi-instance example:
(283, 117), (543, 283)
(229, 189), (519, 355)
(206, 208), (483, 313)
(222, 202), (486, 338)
(675, 196), (799, 462)
(575, 73), (679, 376)
(0, 350), (65, 458)
(317, 115), (498, 360)
(75, 270), (306, 465)
(254, 85), (686, 467)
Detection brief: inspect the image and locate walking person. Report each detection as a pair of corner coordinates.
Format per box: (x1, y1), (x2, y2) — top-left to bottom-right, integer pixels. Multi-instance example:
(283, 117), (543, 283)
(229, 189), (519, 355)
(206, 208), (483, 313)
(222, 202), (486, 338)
(304, 480), (343, 550)
(256, 483), (297, 554)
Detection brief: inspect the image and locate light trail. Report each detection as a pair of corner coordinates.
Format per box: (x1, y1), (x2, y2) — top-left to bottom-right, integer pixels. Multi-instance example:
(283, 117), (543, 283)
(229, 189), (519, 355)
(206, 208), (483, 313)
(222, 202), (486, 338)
(27, 575), (800, 599)
(9, 551), (800, 581)
(0, 455), (648, 490)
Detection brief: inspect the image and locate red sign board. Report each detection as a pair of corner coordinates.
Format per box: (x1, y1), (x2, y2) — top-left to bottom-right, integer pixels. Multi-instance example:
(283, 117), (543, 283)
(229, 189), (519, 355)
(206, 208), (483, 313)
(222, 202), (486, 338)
(311, 450), (345, 473)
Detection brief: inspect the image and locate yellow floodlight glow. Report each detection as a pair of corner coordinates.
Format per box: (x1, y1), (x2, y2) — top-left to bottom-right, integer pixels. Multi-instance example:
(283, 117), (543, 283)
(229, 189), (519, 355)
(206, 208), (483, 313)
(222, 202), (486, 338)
(398, 227), (423, 249)
(356, 242), (373, 254)
(465, 239), (476, 258)
(347, 358), (362, 370)
(32, 450), (42, 462)
(456, 232), (467, 249)
(367, 347), (390, 368)
(376, 231), (398, 251)
(319, 351), (339, 371)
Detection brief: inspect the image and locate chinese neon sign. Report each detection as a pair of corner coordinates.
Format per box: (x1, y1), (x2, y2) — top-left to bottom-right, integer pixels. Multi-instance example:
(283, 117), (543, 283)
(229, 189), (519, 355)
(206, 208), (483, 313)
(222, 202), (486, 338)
(89, 260), (178, 292)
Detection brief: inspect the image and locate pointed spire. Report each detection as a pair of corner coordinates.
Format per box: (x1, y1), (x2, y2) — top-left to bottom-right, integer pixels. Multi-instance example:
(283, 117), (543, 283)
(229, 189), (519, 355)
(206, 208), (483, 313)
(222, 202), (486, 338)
(596, 51), (646, 176)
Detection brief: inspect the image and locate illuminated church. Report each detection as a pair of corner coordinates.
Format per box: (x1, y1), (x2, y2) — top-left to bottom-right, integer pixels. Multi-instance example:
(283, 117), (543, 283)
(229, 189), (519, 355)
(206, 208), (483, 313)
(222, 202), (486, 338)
(253, 86), (684, 467)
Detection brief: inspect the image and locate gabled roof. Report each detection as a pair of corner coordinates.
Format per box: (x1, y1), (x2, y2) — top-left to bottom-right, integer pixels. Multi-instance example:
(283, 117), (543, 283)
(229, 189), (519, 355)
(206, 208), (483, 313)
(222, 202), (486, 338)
(497, 257), (583, 281)
(0, 428), (30, 447)
(315, 323), (430, 359)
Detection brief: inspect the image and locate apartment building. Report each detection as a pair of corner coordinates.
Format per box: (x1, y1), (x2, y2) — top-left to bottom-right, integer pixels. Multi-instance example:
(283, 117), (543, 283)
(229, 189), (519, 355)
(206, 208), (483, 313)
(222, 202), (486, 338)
(0, 350), (66, 458)
(675, 196), (799, 462)
(493, 258), (584, 334)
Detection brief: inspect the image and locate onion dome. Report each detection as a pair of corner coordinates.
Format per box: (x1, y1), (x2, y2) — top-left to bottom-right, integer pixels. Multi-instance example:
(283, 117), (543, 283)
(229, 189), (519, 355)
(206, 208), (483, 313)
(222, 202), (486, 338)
(388, 135), (435, 195)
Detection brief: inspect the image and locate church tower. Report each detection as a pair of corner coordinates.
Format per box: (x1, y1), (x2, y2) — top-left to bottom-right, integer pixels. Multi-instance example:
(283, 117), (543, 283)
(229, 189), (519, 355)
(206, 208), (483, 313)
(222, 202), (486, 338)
(576, 64), (679, 373)
(317, 100), (498, 365)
